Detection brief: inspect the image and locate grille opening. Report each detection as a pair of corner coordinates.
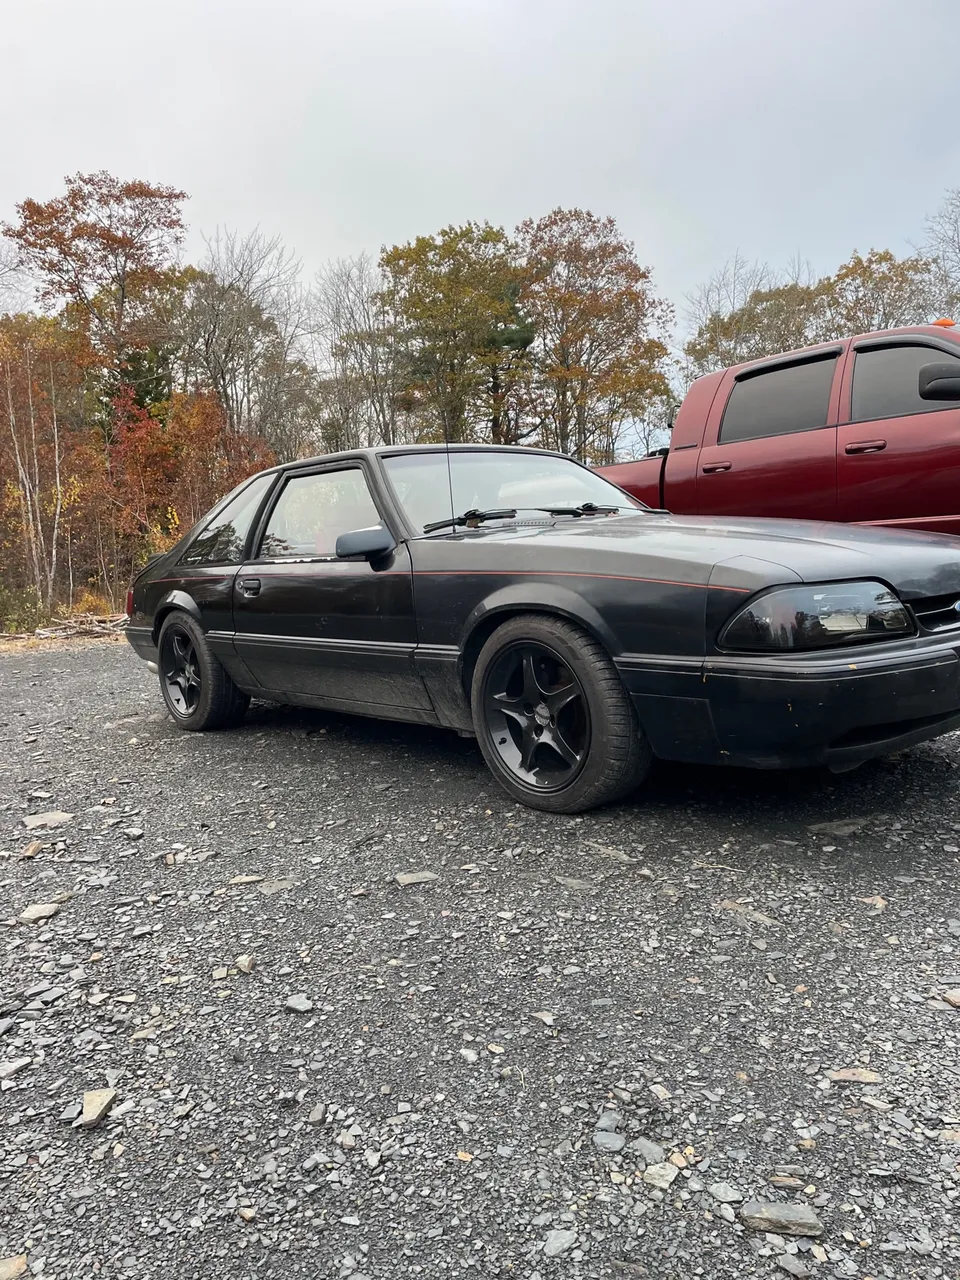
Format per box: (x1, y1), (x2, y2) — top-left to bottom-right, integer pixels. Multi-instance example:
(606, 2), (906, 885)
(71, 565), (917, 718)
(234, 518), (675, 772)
(909, 591), (960, 632)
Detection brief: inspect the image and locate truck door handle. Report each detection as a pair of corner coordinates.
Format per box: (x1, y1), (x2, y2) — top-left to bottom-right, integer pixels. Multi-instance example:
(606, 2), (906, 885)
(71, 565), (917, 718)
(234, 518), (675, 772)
(845, 440), (887, 454)
(701, 462), (732, 474)
(238, 578), (261, 596)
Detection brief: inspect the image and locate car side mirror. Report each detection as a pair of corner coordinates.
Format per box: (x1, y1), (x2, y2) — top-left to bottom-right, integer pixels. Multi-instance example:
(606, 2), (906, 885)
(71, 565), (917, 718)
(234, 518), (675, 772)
(919, 361), (960, 401)
(335, 524), (397, 561)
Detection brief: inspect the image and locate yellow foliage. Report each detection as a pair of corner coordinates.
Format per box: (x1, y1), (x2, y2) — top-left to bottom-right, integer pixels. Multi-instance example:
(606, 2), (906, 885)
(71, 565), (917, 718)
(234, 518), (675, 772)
(69, 589), (113, 616)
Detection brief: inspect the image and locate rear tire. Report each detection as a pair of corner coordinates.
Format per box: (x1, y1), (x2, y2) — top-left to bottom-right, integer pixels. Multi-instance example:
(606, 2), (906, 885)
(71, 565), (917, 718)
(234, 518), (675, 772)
(470, 613), (652, 813)
(157, 610), (250, 731)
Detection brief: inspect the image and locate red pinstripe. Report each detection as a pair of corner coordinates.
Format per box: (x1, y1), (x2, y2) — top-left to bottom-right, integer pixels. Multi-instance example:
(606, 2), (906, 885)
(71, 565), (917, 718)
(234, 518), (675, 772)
(145, 569), (749, 594)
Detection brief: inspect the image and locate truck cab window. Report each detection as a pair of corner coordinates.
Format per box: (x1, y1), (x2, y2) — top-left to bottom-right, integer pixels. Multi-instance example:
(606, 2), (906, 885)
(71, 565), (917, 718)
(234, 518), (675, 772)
(852, 344), (960, 422)
(719, 356), (838, 444)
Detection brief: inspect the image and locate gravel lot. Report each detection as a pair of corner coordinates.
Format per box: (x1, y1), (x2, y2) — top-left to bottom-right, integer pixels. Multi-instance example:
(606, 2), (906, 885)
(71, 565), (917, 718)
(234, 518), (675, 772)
(3, 640), (960, 1280)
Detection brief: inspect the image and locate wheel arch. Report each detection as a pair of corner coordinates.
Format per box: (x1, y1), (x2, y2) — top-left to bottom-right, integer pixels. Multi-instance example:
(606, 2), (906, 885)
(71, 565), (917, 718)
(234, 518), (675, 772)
(459, 584), (621, 697)
(152, 590), (202, 643)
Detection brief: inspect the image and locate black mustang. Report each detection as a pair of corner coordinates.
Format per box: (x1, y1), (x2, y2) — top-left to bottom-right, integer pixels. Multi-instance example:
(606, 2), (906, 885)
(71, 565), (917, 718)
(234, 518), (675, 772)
(126, 444), (960, 811)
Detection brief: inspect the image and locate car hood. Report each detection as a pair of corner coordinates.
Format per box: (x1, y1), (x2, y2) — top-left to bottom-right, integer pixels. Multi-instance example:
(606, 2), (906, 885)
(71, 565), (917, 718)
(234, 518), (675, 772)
(467, 513), (960, 601)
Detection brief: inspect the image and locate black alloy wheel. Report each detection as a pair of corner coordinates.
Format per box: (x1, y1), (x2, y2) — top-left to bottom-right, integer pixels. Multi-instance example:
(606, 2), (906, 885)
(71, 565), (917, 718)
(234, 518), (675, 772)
(471, 613), (653, 813)
(483, 641), (589, 791)
(161, 625), (202, 718)
(156, 610), (250, 731)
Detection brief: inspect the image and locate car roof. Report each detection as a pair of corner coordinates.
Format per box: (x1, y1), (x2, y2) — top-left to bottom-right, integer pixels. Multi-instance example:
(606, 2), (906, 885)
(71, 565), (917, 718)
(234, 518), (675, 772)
(261, 443), (565, 476)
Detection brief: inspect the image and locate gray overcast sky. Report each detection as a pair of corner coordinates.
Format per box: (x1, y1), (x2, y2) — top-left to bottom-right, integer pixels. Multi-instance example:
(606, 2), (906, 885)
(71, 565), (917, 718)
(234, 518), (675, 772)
(4, 0), (960, 322)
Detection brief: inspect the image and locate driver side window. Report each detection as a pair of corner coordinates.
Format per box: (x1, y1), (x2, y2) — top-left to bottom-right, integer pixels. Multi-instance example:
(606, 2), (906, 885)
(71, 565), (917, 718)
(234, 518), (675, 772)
(257, 468), (382, 559)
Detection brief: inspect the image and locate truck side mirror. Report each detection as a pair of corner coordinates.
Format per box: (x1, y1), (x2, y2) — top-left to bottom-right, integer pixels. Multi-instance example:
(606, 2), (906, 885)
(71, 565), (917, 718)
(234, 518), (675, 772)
(919, 362), (960, 401)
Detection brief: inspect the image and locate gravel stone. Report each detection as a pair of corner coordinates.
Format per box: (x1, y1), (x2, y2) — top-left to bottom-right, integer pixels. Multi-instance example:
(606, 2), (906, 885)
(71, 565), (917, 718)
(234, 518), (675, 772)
(708, 1181), (743, 1204)
(776, 1255), (812, 1279)
(593, 1130), (626, 1153)
(78, 1088), (116, 1129)
(739, 1201), (824, 1236)
(642, 1163), (679, 1190)
(543, 1229), (577, 1257)
(22, 810), (72, 830)
(629, 1137), (666, 1165)
(394, 871), (439, 886)
(16, 902), (59, 924)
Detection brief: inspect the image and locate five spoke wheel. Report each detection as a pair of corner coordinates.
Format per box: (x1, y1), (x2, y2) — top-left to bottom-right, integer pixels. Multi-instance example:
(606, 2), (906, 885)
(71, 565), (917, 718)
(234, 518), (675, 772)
(161, 627), (202, 717)
(483, 641), (589, 790)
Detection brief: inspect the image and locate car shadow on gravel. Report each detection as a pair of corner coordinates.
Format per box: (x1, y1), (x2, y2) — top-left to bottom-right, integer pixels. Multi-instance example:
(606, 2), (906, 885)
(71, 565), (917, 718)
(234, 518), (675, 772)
(241, 697), (960, 832)
(243, 698), (482, 766)
(638, 746), (958, 818)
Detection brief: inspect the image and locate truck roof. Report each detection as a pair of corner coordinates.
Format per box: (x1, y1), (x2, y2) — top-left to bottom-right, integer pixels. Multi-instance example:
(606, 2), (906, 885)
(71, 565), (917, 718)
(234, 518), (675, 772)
(715, 322), (960, 382)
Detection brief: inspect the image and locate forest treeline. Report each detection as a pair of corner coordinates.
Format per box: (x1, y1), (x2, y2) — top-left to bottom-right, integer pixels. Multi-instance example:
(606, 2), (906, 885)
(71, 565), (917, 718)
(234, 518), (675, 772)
(3, 171), (960, 625)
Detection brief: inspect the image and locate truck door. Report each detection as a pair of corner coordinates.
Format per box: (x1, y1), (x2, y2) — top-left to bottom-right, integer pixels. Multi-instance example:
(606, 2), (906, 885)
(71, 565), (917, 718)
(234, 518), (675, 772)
(695, 349), (843, 522)
(837, 335), (960, 535)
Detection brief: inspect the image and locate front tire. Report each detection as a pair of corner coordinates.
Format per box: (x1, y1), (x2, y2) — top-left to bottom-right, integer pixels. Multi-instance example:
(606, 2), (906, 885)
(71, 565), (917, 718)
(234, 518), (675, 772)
(470, 614), (652, 813)
(157, 611), (250, 731)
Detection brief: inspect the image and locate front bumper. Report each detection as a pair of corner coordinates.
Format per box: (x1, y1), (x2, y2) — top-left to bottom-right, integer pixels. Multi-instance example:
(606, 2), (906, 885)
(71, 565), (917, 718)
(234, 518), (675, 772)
(617, 635), (960, 770)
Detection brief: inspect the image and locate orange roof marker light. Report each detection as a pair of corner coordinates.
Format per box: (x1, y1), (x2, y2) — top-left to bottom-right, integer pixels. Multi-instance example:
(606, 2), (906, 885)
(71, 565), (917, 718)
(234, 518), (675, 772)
(933, 317), (956, 327)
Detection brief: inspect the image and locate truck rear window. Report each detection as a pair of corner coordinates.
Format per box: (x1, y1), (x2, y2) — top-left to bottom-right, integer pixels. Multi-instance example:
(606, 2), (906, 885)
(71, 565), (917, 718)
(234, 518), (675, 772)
(720, 355), (838, 444)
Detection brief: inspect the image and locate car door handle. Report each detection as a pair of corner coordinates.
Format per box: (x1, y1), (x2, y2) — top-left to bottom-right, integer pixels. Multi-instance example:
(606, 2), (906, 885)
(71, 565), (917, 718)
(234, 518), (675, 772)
(845, 440), (887, 455)
(701, 462), (732, 474)
(238, 578), (261, 596)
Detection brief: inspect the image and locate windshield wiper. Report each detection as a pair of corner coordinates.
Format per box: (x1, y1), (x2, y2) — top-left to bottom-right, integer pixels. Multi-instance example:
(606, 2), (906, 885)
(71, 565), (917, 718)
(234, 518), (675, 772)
(422, 507), (517, 534)
(421, 502), (621, 533)
(536, 502), (620, 517)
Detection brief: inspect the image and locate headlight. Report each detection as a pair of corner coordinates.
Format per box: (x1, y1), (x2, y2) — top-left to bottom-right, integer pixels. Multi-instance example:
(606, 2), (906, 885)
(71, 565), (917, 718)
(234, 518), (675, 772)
(720, 581), (914, 652)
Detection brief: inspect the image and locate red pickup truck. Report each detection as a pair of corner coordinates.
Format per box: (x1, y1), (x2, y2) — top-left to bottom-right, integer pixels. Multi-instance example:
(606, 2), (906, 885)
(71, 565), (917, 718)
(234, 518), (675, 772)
(597, 322), (960, 536)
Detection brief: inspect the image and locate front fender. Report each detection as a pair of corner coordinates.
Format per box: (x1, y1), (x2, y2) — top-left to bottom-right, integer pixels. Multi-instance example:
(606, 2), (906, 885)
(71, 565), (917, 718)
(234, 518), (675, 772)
(460, 581), (622, 658)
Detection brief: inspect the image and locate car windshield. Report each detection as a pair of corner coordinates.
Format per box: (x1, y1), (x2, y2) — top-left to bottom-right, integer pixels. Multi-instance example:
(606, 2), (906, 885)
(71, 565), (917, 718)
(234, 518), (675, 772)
(380, 450), (641, 534)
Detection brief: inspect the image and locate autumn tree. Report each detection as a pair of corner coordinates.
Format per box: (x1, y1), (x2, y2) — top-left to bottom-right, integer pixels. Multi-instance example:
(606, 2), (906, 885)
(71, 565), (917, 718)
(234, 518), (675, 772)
(3, 172), (187, 375)
(0, 314), (89, 610)
(379, 223), (532, 443)
(516, 209), (671, 462)
(926, 187), (960, 311)
(0, 240), (28, 312)
(310, 254), (405, 449)
(172, 229), (316, 459)
(685, 248), (941, 380)
(683, 255), (827, 376)
(819, 248), (937, 335)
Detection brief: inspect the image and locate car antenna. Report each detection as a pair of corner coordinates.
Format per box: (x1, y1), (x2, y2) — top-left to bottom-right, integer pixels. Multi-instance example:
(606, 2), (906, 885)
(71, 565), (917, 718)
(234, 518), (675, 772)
(443, 416), (456, 531)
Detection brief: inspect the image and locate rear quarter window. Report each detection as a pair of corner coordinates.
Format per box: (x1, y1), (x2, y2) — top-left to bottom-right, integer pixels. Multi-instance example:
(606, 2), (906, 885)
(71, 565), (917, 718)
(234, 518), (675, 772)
(180, 473), (275, 566)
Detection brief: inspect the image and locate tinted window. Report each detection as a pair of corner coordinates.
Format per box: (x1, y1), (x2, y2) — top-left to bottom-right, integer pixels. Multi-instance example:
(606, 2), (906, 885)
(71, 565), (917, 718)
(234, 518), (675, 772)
(719, 356), (838, 444)
(259, 468), (381, 558)
(851, 344), (960, 421)
(181, 473), (274, 565)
